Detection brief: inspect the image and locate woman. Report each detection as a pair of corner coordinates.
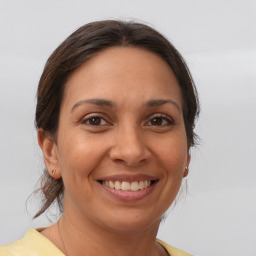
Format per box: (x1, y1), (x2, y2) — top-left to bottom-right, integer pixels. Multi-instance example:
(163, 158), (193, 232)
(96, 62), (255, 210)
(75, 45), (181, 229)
(0, 20), (199, 256)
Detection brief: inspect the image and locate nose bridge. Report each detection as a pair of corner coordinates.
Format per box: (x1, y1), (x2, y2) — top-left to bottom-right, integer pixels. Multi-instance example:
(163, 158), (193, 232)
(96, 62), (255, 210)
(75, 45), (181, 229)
(109, 122), (148, 166)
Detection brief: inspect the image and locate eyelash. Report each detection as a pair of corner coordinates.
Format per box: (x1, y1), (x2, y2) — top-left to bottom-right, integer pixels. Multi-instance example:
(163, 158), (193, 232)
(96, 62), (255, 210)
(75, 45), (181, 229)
(145, 114), (174, 126)
(81, 115), (110, 126)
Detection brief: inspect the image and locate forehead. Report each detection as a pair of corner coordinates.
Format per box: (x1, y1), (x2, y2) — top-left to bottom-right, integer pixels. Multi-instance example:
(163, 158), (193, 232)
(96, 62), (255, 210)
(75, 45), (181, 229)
(63, 46), (182, 108)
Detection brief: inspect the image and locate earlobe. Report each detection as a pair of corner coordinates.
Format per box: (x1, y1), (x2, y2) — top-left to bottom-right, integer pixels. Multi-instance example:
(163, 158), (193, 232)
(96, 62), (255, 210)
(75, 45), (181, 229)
(183, 153), (191, 178)
(37, 129), (62, 179)
(183, 166), (189, 178)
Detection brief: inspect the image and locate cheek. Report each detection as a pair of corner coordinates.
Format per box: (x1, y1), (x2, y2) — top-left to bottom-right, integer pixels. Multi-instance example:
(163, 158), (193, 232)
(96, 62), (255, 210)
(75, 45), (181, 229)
(153, 133), (188, 172)
(57, 131), (107, 179)
(157, 135), (188, 203)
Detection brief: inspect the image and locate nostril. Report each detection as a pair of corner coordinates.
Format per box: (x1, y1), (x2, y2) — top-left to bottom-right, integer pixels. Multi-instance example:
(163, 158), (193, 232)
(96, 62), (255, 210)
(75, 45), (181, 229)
(108, 139), (150, 167)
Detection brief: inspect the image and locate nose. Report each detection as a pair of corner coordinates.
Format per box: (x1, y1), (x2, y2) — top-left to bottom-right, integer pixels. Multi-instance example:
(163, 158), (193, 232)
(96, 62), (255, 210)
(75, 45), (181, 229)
(109, 126), (150, 166)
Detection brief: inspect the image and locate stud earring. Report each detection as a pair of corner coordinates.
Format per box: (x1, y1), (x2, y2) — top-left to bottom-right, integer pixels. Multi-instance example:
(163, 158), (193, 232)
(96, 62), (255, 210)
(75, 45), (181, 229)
(51, 170), (56, 176)
(183, 167), (188, 177)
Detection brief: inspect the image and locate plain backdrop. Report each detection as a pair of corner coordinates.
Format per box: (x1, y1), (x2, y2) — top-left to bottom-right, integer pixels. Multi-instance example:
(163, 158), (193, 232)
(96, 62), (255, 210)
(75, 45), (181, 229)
(0, 1), (255, 255)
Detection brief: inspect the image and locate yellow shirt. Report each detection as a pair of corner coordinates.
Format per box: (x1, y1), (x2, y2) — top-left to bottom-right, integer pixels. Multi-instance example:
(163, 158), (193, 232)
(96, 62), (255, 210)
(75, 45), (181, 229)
(0, 229), (191, 256)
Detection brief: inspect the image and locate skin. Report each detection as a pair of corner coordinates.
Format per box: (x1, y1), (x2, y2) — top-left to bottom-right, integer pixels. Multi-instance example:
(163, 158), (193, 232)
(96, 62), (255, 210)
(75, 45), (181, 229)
(38, 46), (190, 256)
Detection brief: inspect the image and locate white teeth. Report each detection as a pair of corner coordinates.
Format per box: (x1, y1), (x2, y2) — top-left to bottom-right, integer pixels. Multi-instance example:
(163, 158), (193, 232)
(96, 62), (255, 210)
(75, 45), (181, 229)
(115, 181), (121, 190)
(109, 180), (115, 189)
(102, 180), (152, 191)
(121, 181), (130, 191)
(131, 181), (139, 191)
(138, 181), (144, 190)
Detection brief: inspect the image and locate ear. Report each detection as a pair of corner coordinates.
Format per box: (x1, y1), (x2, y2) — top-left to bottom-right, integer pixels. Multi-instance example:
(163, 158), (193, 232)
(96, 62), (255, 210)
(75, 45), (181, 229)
(183, 152), (191, 178)
(37, 129), (62, 179)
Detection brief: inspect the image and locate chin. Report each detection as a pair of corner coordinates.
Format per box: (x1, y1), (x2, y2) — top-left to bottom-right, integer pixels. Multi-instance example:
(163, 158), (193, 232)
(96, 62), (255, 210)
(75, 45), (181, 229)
(98, 209), (162, 233)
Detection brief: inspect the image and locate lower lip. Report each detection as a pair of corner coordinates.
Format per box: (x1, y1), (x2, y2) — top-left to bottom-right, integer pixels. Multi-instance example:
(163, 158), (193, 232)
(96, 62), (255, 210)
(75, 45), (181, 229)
(99, 182), (157, 201)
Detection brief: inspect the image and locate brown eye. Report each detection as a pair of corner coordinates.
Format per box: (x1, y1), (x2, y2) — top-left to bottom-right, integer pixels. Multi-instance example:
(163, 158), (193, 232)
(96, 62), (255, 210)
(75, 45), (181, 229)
(82, 115), (109, 126)
(151, 117), (164, 126)
(88, 117), (101, 125)
(146, 115), (174, 126)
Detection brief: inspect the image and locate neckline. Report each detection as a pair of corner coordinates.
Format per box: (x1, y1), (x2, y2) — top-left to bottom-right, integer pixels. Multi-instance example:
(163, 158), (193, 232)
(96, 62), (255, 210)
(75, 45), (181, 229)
(24, 229), (64, 255)
(25, 229), (184, 256)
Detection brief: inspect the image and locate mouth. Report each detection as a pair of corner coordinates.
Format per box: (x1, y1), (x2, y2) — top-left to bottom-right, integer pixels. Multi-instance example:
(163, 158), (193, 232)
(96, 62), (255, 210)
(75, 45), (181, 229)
(97, 174), (159, 201)
(98, 180), (158, 192)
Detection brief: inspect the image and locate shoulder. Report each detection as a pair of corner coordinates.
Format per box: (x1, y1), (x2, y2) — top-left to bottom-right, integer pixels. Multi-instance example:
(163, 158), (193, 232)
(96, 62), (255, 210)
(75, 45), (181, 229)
(0, 237), (28, 256)
(156, 238), (192, 256)
(0, 229), (64, 256)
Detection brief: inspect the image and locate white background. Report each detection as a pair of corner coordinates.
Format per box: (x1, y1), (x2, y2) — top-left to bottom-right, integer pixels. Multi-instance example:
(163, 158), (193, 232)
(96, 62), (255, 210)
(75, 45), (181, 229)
(0, 0), (255, 255)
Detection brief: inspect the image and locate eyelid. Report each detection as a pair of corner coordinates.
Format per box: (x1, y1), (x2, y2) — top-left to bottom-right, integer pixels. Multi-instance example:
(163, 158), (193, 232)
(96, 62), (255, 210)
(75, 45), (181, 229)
(81, 113), (112, 126)
(145, 113), (174, 126)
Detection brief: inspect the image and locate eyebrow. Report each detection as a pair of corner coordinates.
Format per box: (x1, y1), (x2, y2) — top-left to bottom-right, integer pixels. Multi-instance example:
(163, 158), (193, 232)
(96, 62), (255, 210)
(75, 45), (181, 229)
(146, 99), (181, 112)
(71, 98), (116, 112)
(71, 98), (181, 112)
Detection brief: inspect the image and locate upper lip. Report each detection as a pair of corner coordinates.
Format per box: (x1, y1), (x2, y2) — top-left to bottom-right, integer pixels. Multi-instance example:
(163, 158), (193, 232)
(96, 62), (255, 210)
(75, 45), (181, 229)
(97, 174), (159, 182)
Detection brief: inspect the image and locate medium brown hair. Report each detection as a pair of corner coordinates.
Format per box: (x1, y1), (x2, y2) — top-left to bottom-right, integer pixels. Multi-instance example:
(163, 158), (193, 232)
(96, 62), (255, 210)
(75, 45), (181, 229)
(34, 20), (200, 218)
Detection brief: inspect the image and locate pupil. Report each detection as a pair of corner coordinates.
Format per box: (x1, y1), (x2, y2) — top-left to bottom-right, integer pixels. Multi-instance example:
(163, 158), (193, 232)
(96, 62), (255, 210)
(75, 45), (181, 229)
(152, 118), (162, 125)
(89, 117), (101, 125)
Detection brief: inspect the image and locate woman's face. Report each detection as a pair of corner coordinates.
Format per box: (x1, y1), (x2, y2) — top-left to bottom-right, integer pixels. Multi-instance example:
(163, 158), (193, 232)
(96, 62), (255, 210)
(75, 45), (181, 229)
(49, 47), (190, 232)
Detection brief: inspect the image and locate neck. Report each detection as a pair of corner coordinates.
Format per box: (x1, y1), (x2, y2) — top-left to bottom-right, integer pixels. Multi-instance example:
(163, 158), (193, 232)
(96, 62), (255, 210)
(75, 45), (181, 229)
(58, 211), (162, 256)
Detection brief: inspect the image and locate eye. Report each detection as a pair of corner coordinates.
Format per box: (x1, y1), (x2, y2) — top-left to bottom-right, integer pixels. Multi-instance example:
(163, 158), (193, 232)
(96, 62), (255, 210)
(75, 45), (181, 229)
(146, 114), (174, 126)
(82, 115), (110, 126)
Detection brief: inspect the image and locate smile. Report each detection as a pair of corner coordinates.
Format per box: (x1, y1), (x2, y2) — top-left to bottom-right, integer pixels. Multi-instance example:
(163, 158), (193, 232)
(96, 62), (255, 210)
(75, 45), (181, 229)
(101, 180), (154, 191)
(97, 174), (159, 201)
